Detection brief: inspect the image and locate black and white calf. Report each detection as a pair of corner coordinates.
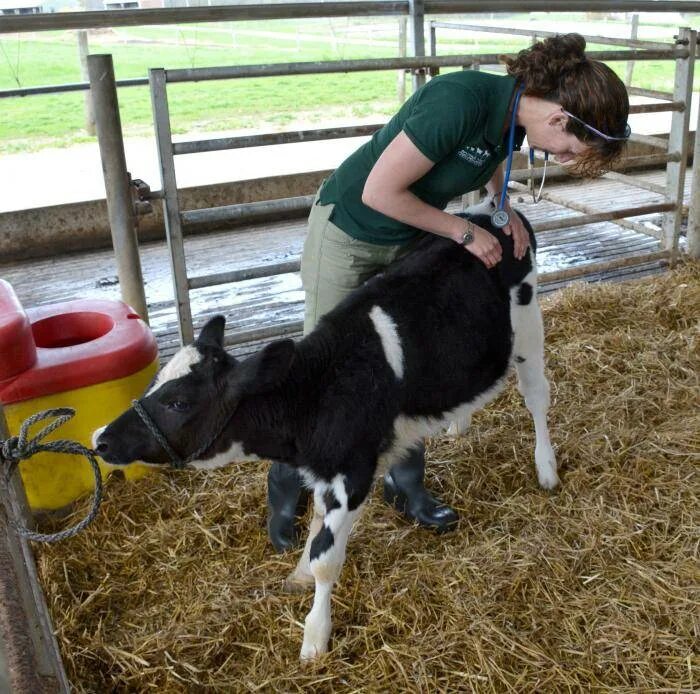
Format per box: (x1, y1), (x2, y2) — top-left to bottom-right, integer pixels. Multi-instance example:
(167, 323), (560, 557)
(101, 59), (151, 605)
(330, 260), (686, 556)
(94, 211), (558, 660)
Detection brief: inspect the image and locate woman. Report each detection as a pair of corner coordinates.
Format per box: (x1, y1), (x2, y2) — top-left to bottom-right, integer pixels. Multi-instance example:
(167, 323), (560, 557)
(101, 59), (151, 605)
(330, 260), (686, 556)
(268, 33), (630, 552)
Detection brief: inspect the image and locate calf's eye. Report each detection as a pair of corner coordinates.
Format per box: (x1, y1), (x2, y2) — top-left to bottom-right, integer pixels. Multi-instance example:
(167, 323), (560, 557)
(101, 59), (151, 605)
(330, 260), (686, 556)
(168, 400), (190, 412)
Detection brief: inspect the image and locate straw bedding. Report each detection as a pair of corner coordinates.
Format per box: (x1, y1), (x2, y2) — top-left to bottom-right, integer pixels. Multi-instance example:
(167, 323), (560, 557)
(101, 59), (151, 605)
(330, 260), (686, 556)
(37, 261), (699, 692)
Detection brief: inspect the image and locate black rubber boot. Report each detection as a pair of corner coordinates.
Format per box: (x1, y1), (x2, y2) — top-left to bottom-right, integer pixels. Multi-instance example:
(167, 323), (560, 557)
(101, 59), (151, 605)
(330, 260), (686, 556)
(267, 462), (310, 553)
(383, 443), (458, 533)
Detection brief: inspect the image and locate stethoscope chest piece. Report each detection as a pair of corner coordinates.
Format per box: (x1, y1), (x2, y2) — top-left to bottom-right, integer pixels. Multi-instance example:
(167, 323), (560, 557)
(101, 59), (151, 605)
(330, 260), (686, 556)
(490, 208), (510, 229)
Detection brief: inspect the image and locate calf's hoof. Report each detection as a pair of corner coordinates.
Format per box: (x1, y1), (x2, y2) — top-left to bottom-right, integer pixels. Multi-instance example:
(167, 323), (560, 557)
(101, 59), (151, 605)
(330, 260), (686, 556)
(536, 450), (559, 490)
(300, 640), (328, 662)
(538, 469), (560, 490)
(301, 614), (332, 661)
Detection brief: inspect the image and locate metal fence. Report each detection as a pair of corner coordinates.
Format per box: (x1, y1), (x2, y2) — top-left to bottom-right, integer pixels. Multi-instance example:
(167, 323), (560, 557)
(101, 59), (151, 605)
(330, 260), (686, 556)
(1, 2), (699, 346)
(147, 37), (696, 344)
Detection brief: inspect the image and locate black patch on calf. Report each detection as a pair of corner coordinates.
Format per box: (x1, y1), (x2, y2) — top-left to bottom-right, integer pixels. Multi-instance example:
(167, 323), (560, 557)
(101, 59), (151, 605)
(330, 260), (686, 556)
(323, 489), (341, 512)
(517, 282), (533, 306)
(310, 526), (335, 561)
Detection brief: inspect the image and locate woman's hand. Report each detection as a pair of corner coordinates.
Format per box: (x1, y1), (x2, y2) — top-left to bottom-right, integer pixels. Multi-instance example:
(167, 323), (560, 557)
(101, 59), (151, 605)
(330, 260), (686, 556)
(501, 200), (530, 260)
(462, 223), (502, 269)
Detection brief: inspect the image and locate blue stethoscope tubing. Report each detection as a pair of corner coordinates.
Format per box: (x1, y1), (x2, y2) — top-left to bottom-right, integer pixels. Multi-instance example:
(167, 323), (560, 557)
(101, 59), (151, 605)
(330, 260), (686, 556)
(491, 84), (525, 229)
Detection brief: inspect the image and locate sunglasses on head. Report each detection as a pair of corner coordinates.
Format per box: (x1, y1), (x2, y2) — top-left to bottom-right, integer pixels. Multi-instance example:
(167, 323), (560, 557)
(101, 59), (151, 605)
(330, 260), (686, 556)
(562, 109), (631, 142)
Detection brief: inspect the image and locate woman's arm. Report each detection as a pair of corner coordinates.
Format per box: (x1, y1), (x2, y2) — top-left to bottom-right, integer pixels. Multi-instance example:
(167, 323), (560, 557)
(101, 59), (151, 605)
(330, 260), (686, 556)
(362, 131), (503, 268)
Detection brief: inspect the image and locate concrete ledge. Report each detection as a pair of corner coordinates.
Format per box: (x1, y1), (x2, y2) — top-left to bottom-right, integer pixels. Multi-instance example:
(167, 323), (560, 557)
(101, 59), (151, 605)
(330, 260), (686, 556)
(0, 169), (330, 263)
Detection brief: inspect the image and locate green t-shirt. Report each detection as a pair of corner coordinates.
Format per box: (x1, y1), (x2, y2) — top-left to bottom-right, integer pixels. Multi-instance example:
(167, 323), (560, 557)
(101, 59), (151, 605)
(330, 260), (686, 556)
(318, 71), (525, 245)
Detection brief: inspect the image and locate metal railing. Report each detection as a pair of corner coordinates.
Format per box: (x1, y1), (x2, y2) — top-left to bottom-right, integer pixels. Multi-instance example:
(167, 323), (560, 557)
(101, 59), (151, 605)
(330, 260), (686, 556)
(147, 37), (694, 343)
(2, 1), (700, 34)
(1, 3), (698, 346)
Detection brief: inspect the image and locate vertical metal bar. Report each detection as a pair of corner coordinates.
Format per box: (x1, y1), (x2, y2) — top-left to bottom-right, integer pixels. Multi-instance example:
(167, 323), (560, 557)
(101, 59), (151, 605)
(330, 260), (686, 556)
(397, 16), (407, 103)
(77, 30), (95, 135)
(688, 115), (700, 258)
(0, 407), (70, 694)
(408, 0), (425, 92)
(87, 54), (149, 322)
(662, 27), (696, 257)
(427, 20), (440, 77)
(625, 14), (639, 87)
(149, 67), (194, 345)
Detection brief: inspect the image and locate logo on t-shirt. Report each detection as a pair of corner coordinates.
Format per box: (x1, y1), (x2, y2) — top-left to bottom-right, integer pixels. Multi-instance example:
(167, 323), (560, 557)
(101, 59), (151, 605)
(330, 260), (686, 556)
(456, 145), (492, 167)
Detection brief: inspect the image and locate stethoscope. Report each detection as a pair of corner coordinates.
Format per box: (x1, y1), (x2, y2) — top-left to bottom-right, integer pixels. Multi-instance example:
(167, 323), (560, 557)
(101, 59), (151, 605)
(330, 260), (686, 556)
(491, 85), (550, 228)
(529, 148), (549, 204)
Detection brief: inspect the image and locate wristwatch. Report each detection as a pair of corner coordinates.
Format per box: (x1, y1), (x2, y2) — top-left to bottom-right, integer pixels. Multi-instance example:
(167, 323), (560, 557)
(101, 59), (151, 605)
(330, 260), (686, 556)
(461, 219), (474, 246)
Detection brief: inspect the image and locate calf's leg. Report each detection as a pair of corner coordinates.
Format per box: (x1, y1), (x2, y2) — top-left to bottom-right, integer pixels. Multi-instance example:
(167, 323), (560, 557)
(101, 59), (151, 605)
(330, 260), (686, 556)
(284, 492), (324, 593)
(300, 476), (365, 660)
(511, 274), (559, 490)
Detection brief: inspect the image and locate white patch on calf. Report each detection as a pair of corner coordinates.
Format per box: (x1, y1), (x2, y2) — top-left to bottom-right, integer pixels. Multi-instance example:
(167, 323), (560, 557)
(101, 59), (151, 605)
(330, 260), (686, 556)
(324, 475), (348, 531)
(148, 345), (201, 394)
(188, 440), (259, 470)
(369, 305), (404, 380)
(91, 426), (106, 449)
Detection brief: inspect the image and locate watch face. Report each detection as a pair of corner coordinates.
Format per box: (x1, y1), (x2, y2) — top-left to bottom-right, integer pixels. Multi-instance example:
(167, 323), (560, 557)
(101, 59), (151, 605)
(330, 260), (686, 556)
(491, 209), (510, 228)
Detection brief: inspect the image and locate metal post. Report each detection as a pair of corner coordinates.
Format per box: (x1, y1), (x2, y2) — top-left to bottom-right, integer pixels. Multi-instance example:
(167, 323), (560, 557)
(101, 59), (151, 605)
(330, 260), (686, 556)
(398, 16), (407, 103)
(149, 67), (194, 345)
(0, 407), (70, 694)
(625, 14), (639, 87)
(662, 27), (696, 256)
(87, 54), (149, 322)
(408, 0), (425, 92)
(688, 115), (700, 258)
(77, 30), (95, 135)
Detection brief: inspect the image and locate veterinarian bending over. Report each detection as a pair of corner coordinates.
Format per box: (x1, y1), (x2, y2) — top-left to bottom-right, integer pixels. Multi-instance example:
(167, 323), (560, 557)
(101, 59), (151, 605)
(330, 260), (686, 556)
(267, 33), (630, 551)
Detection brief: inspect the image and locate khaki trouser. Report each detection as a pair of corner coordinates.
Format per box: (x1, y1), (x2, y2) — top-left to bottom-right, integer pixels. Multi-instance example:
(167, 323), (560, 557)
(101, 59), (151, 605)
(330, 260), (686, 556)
(300, 193), (420, 334)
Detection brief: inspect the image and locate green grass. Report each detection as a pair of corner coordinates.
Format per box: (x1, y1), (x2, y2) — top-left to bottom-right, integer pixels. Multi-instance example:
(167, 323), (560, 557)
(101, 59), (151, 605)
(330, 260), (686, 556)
(0, 19), (692, 154)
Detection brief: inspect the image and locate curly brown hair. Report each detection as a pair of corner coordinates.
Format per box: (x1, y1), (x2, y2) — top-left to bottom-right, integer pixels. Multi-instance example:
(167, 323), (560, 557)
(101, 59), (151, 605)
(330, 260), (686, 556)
(504, 33), (630, 177)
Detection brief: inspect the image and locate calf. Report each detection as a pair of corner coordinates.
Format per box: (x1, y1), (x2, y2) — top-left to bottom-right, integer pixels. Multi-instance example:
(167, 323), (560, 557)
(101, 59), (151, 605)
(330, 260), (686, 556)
(94, 211), (558, 660)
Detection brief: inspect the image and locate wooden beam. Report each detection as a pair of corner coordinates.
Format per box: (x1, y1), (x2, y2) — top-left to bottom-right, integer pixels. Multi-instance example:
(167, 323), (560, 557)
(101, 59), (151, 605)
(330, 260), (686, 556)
(0, 407), (70, 693)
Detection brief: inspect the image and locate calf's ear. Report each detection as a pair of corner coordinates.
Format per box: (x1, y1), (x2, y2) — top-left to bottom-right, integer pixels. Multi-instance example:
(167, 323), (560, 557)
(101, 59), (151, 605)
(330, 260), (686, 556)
(196, 315), (226, 349)
(236, 339), (296, 395)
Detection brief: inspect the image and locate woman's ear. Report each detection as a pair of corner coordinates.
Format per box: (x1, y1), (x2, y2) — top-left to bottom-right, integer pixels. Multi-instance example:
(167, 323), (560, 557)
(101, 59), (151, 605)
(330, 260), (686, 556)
(549, 110), (569, 131)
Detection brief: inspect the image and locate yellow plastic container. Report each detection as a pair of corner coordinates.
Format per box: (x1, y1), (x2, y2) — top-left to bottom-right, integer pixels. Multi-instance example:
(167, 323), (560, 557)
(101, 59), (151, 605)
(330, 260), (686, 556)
(0, 280), (158, 511)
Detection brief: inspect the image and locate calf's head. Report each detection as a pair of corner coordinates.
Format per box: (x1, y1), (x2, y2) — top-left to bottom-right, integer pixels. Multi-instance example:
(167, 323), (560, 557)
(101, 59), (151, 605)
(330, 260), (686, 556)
(93, 316), (295, 468)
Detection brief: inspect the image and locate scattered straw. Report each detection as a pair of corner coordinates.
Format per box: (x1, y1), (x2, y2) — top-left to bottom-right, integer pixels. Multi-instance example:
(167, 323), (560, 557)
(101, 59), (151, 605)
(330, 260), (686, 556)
(37, 262), (700, 692)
